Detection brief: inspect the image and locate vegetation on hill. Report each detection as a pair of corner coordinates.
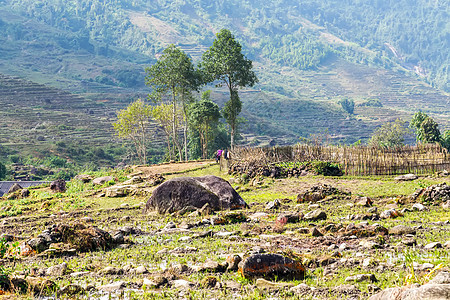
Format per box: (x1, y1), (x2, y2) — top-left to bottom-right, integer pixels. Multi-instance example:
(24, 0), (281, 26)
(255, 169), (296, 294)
(0, 0), (448, 171)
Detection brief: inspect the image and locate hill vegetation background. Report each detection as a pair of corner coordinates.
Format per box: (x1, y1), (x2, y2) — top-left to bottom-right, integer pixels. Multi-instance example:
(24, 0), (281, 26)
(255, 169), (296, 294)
(0, 0), (448, 172)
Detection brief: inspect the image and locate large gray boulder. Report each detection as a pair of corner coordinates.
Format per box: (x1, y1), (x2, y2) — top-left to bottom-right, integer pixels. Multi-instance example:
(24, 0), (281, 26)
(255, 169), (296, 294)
(145, 175), (248, 214)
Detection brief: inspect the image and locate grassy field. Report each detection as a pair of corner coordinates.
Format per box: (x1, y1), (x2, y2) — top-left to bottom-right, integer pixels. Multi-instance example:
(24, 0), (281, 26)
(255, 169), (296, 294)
(0, 163), (449, 299)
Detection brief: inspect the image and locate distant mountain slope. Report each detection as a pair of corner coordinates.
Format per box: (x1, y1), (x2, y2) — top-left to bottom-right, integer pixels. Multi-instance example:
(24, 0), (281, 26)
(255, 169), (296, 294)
(0, 0), (448, 165)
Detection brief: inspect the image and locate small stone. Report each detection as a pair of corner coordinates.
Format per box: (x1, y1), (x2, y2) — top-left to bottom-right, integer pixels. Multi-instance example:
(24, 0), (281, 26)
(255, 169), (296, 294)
(412, 203), (426, 211)
(135, 266), (147, 274)
(266, 199), (281, 210)
(248, 212), (269, 221)
(46, 263), (68, 276)
(394, 174), (417, 181)
(27, 237), (48, 253)
(70, 271), (90, 277)
(256, 278), (294, 291)
(238, 253), (306, 280)
(310, 227), (323, 237)
(200, 276), (218, 288)
(226, 254), (242, 271)
(163, 222), (176, 230)
(429, 271), (450, 284)
(93, 176), (114, 185)
(303, 209), (327, 221)
(389, 225), (416, 235)
(143, 278), (158, 288)
(97, 281), (126, 292)
(345, 274), (377, 283)
(173, 279), (195, 290)
(297, 228), (310, 234)
(99, 267), (123, 275)
(59, 284), (84, 295)
(424, 242), (442, 249)
(339, 243), (348, 251)
(360, 240), (381, 249)
(380, 209), (403, 219)
(368, 207), (378, 214)
(356, 197), (373, 207)
(178, 236), (192, 242)
(290, 283), (312, 295)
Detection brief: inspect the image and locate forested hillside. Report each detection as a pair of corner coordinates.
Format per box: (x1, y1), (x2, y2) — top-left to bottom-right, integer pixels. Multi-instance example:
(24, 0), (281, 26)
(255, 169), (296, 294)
(0, 0), (448, 167)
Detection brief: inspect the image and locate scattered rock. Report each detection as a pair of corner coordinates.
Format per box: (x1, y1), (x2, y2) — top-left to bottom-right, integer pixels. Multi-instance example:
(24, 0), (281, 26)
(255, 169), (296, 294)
(97, 281), (126, 292)
(145, 175), (248, 214)
(345, 274), (377, 283)
(297, 184), (343, 203)
(369, 284), (450, 300)
(303, 209), (327, 221)
(356, 197), (373, 207)
(27, 237), (48, 253)
(238, 253), (306, 280)
(105, 185), (136, 197)
(389, 225), (416, 235)
(424, 242), (442, 250)
(56, 223), (114, 252)
(46, 262), (68, 276)
(99, 266), (124, 275)
(266, 199), (281, 210)
(410, 183), (450, 204)
(412, 203), (426, 211)
(59, 284), (84, 295)
(310, 227), (324, 237)
(277, 213), (300, 224)
(20, 189), (30, 198)
(429, 271), (450, 284)
(380, 209), (403, 219)
(93, 176), (114, 185)
(50, 179), (66, 193)
(73, 174), (93, 183)
(290, 283), (312, 295)
(173, 279), (195, 290)
(394, 174), (418, 181)
(7, 183), (22, 194)
(200, 276), (218, 288)
(226, 254), (242, 271)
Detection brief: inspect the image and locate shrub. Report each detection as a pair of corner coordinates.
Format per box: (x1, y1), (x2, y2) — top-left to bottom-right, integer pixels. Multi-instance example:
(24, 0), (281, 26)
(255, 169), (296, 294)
(338, 97), (355, 114)
(312, 161), (343, 176)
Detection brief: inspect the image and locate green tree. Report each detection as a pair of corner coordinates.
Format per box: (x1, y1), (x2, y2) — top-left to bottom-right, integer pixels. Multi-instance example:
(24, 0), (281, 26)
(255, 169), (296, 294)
(410, 112), (441, 143)
(151, 103), (181, 161)
(338, 97), (355, 114)
(200, 29), (258, 149)
(112, 99), (153, 164)
(145, 44), (201, 161)
(369, 119), (410, 148)
(188, 91), (221, 159)
(441, 130), (450, 151)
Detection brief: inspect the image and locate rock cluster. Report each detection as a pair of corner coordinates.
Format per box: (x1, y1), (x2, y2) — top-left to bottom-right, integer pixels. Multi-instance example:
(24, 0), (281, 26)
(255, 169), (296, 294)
(410, 183), (450, 204)
(297, 184), (346, 203)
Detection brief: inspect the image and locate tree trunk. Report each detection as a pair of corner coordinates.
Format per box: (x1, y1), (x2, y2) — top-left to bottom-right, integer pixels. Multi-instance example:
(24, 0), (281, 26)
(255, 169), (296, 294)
(171, 88), (182, 161)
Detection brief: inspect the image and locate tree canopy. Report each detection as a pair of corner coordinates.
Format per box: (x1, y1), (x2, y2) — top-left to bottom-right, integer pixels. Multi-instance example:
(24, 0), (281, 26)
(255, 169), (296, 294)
(200, 29), (258, 148)
(112, 99), (153, 164)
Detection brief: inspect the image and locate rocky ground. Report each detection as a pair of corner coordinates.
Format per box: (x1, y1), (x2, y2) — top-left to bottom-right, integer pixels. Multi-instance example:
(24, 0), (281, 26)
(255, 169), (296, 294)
(0, 164), (449, 299)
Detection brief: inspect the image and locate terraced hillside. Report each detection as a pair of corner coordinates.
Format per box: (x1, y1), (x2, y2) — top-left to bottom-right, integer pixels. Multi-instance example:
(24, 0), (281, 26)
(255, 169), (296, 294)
(0, 74), (165, 165)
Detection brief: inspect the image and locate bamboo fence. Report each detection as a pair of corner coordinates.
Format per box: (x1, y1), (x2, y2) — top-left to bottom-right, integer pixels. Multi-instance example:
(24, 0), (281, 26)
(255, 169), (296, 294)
(231, 143), (450, 176)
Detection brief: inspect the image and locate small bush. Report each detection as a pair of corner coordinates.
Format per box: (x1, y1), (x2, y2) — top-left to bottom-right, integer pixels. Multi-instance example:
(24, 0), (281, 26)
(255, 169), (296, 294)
(312, 161), (343, 176)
